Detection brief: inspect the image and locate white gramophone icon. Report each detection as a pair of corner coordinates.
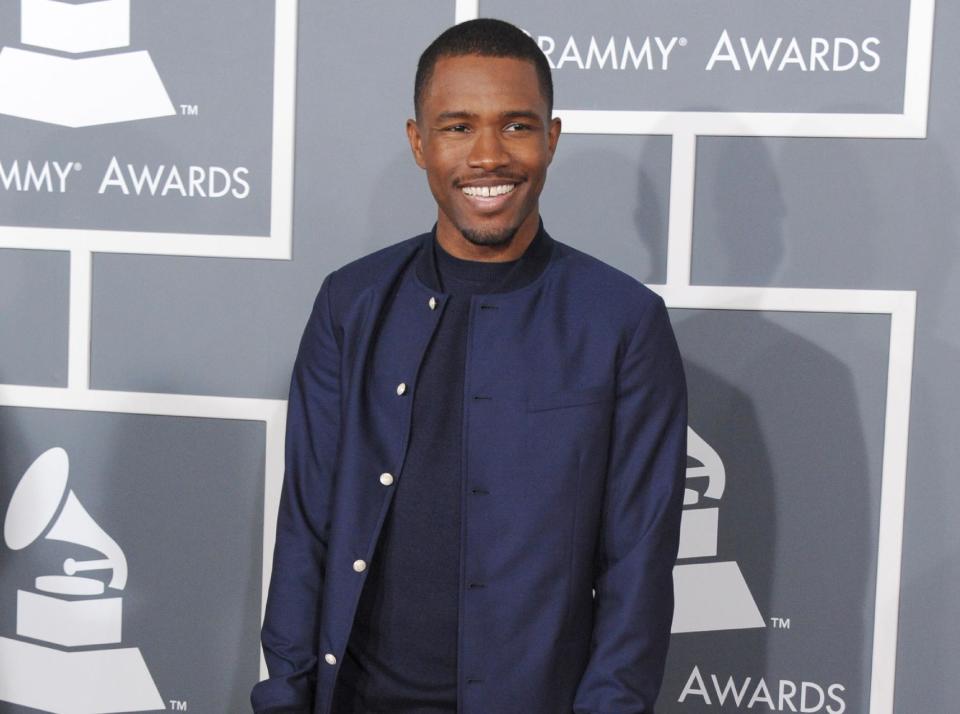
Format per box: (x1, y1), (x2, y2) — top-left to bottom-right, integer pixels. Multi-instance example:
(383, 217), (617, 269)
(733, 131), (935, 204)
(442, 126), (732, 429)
(671, 427), (766, 634)
(0, 0), (175, 127)
(0, 447), (164, 714)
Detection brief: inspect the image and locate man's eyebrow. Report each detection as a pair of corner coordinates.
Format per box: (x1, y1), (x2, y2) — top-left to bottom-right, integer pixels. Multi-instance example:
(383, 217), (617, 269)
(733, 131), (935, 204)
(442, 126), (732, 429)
(435, 111), (478, 122)
(501, 110), (542, 122)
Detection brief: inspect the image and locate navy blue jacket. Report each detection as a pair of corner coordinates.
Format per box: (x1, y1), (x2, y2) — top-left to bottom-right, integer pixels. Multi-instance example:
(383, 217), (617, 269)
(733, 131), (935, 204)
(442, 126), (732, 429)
(252, 225), (688, 714)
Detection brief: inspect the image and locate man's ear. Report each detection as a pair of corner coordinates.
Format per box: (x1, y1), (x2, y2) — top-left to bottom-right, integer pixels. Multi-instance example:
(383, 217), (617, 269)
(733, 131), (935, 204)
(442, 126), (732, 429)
(546, 116), (562, 164)
(406, 118), (426, 170)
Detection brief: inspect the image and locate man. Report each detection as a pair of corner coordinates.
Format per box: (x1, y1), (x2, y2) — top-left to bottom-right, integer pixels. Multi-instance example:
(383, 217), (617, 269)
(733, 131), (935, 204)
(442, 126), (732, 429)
(252, 18), (687, 714)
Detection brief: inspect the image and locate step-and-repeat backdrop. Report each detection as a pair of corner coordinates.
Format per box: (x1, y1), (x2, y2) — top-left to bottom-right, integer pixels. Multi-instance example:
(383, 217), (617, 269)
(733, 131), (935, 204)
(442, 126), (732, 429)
(1, 1), (951, 713)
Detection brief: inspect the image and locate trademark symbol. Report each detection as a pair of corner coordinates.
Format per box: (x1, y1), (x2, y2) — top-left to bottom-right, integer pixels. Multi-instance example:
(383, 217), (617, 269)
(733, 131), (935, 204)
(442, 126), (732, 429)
(180, 104), (200, 116)
(679, 37), (688, 47)
(769, 616), (791, 629)
(169, 700), (188, 711)
(74, 162), (82, 171)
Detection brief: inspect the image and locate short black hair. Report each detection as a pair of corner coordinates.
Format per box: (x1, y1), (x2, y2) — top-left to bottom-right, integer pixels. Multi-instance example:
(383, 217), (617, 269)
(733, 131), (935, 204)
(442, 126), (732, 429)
(414, 18), (553, 118)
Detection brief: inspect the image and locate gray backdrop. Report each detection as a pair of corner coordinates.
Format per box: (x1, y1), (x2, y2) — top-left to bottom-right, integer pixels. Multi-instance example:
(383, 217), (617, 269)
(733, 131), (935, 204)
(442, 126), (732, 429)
(0, 0), (955, 712)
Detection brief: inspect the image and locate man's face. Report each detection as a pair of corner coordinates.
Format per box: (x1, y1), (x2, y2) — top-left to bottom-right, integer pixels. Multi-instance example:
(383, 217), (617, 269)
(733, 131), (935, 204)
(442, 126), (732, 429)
(407, 54), (561, 251)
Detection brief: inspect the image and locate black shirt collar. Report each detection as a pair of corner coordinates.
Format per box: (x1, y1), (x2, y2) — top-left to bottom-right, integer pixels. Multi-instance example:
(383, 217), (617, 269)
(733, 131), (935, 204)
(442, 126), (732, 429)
(414, 218), (554, 295)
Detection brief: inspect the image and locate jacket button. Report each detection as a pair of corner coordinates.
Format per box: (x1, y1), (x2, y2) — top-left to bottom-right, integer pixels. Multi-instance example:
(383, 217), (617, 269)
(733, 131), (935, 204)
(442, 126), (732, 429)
(379, 472), (394, 486)
(396, 382), (407, 396)
(324, 653), (337, 665)
(353, 559), (367, 572)
(428, 296), (437, 310)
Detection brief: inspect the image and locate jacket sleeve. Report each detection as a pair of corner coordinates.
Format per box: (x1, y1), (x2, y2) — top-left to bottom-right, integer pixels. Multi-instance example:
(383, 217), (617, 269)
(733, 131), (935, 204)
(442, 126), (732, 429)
(572, 295), (688, 714)
(251, 273), (342, 714)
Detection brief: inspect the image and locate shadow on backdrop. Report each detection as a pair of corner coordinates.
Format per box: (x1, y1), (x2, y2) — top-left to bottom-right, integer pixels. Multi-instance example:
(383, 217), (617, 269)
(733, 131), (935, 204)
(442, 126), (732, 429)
(652, 135), (872, 712)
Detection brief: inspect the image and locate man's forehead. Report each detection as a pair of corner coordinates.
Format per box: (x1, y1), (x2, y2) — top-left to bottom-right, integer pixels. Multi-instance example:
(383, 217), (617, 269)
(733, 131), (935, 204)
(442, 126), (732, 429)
(423, 55), (545, 107)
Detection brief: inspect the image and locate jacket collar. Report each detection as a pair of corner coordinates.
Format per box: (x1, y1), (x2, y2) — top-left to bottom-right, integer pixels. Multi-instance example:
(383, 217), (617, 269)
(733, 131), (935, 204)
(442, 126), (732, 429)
(414, 218), (554, 294)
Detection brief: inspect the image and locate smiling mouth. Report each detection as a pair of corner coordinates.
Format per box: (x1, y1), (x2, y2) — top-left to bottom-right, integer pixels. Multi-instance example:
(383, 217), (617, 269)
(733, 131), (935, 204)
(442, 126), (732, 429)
(461, 184), (517, 198)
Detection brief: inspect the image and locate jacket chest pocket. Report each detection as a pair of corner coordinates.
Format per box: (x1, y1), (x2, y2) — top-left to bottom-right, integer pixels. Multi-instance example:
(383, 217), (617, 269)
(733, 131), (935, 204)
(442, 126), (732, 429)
(525, 384), (614, 412)
(522, 384), (615, 463)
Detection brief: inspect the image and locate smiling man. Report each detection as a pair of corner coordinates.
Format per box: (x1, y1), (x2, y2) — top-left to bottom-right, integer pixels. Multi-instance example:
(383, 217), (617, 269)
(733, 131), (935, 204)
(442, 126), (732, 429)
(252, 18), (687, 714)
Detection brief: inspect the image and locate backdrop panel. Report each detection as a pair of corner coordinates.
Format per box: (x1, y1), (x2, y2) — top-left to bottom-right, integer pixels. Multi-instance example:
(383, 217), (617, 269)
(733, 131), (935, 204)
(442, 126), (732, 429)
(0, 249), (67, 387)
(0, 407), (265, 713)
(482, 0), (910, 113)
(0, 1), (275, 238)
(664, 309), (889, 713)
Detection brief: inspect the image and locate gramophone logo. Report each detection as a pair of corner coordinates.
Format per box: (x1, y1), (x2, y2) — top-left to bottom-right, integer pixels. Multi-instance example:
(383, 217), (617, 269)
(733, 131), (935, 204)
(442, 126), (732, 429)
(0, 0), (175, 127)
(671, 427), (765, 633)
(0, 447), (165, 713)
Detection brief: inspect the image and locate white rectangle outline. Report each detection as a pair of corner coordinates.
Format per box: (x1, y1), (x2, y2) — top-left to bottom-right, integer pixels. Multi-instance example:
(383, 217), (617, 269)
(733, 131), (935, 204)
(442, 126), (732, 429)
(458, 0), (935, 139)
(656, 286), (915, 714)
(0, 0), (298, 260)
(0, 385), (287, 680)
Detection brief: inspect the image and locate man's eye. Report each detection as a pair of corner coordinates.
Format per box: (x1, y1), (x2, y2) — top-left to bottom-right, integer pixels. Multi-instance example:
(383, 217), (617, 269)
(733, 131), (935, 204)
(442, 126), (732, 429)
(505, 123), (532, 132)
(444, 124), (469, 132)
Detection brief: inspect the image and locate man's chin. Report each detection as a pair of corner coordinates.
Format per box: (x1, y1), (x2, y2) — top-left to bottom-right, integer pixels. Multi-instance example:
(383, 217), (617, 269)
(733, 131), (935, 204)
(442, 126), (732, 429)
(458, 224), (519, 248)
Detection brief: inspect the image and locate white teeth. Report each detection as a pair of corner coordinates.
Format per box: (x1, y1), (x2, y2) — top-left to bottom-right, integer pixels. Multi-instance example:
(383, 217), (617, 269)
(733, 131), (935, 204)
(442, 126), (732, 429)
(462, 184), (516, 198)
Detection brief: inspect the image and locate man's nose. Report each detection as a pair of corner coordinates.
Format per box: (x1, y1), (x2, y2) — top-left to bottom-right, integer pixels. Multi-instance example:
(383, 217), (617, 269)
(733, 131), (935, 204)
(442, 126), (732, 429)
(467, 128), (509, 171)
